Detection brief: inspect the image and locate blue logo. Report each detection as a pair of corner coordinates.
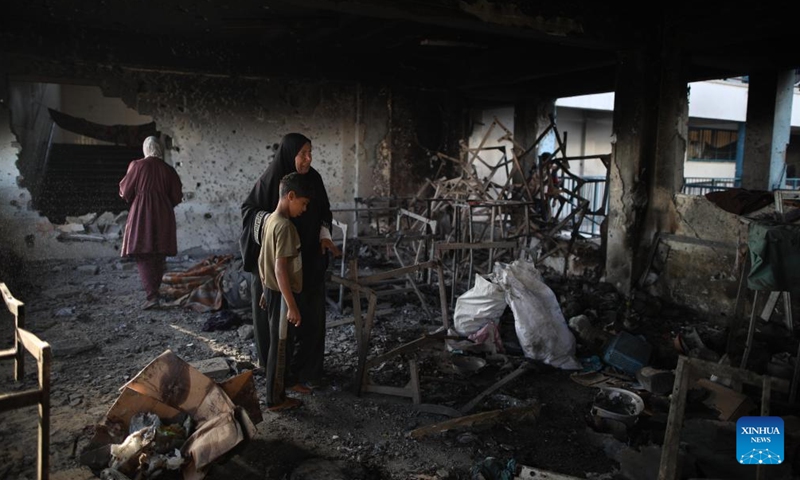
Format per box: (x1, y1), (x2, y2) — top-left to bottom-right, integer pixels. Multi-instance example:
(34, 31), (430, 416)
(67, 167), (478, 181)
(736, 416), (784, 465)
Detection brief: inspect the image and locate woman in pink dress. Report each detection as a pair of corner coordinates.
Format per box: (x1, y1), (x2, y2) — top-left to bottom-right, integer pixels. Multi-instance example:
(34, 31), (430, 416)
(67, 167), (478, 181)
(120, 136), (183, 310)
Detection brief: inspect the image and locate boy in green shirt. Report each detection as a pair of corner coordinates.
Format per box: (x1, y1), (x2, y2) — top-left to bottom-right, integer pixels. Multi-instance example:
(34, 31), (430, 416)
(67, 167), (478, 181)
(258, 172), (311, 411)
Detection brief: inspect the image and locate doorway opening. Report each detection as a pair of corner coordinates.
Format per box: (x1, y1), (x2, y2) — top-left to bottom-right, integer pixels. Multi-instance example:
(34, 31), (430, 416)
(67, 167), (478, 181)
(8, 81), (159, 224)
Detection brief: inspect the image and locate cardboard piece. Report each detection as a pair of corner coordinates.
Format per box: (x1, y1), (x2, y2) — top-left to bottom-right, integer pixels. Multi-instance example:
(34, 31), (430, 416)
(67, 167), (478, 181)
(106, 388), (184, 427)
(82, 350), (261, 480)
(219, 370), (263, 426)
(696, 378), (756, 421)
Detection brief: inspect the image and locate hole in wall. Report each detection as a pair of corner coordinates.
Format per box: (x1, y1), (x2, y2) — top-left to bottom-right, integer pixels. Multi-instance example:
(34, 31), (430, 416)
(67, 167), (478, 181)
(8, 81), (158, 224)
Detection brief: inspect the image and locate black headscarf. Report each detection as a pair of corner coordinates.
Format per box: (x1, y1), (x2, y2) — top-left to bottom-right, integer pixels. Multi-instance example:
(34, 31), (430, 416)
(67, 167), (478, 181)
(240, 133), (333, 283)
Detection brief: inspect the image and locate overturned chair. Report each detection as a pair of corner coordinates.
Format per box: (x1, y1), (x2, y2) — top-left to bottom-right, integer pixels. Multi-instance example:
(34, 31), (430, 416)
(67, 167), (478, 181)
(0, 282), (51, 480)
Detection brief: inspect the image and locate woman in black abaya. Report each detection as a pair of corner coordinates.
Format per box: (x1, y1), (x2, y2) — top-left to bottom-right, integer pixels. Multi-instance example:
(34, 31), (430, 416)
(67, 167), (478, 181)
(240, 132), (340, 392)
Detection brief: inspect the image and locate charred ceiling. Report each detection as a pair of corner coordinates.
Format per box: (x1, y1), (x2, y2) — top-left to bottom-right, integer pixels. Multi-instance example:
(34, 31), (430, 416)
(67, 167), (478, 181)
(2, 1), (799, 101)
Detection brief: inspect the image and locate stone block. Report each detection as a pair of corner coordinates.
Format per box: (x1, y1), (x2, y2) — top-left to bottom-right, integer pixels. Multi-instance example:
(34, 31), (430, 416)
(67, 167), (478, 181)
(635, 366), (675, 395)
(189, 357), (231, 381)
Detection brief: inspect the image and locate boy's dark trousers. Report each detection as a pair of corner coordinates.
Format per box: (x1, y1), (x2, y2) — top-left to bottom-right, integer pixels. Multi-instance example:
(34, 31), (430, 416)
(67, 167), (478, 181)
(264, 288), (298, 407)
(251, 276), (268, 367)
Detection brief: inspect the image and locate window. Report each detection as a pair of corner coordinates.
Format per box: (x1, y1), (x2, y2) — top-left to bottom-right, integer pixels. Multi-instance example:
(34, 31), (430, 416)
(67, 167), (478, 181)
(687, 127), (738, 162)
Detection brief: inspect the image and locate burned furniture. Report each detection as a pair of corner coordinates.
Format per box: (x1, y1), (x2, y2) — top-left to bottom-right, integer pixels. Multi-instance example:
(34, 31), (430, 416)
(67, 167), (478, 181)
(0, 282), (51, 480)
(658, 356), (790, 480)
(331, 259), (449, 404)
(727, 204), (799, 401)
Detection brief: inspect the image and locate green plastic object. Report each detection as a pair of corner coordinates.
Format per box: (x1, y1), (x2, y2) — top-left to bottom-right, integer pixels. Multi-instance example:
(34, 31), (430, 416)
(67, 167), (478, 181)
(747, 221), (800, 292)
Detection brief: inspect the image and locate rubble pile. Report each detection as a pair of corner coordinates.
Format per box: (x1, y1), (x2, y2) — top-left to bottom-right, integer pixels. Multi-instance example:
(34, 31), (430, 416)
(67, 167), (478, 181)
(340, 115), (606, 299)
(55, 211), (127, 243)
(406, 116), (604, 272)
(78, 349), (260, 480)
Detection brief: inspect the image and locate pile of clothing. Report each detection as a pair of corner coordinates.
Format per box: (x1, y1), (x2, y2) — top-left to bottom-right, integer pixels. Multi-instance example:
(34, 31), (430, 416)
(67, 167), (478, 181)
(160, 255), (251, 312)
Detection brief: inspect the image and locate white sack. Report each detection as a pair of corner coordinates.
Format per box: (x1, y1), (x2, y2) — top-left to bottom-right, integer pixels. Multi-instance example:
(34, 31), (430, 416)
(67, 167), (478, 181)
(453, 273), (507, 337)
(494, 259), (581, 370)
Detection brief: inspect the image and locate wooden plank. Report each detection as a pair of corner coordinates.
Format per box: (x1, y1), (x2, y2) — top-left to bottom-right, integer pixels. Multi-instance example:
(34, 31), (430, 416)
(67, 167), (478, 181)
(784, 292), (793, 333)
(414, 403), (463, 417)
(362, 384), (416, 399)
(355, 293), (378, 391)
(350, 261), (364, 396)
(398, 208), (437, 227)
(436, 263), (450, 329)
(38, 336), (53, 480)
(741, 290), (760, 369)
(759, 291), (781, 321)
(686, 357), (790, 392)
(0, 282), (24, 317)
(374, 287), (415, 297)
(409, 404), (540, 440)
(658, 356), (691, 480)
(358, 261), (438, 285)
(460, 363), (530, 414)
(326, 317), (355, 328)
(364, 332), (445, 369)
(330, 275), (377, 297)
(0, 389), (42, 411)
(761, 376), (771, 416)
(408, 358), (421, 404)
(0, 347), (18, 359)
(758, 378), (770, 480)
(18, 329), (51, 356)
(1, 282), (25, 381)
(3, 322), (50, 480)
(726, 247), (751, 357)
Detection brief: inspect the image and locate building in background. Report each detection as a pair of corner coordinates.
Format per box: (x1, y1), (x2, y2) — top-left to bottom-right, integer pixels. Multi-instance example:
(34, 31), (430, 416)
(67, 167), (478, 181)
(555, 77), (800, 191)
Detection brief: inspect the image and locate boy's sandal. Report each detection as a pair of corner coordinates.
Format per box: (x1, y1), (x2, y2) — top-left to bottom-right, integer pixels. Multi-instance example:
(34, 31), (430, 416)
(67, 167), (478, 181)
(267, 397), (302, 412)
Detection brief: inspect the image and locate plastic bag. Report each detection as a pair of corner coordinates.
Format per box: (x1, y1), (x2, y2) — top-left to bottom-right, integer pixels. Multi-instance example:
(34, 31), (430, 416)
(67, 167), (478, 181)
(453, 273), (507, 337)
(494, 259), (581, 370)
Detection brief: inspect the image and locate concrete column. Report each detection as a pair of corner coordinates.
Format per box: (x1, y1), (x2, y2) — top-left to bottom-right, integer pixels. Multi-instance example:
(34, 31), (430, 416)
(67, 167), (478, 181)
(643, 35), (687, 239)
(741, 69), (794, 190)
(606, 26), (688, 295)
(605, 48), (657, 294)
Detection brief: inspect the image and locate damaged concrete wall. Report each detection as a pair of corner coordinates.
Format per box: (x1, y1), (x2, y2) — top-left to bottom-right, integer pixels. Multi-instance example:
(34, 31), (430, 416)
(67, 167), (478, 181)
(1, 92), (119, 260)
(389, 88), (466, 198)
(7, 82), (60, 196)
(645, 194), (741, 323)
(0, 60), (466, 261)
(97, 75), (372, 257)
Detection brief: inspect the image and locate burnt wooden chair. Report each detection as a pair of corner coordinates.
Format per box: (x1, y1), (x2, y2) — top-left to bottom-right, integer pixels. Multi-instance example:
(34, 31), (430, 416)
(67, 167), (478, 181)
(0, 282), (51, 480)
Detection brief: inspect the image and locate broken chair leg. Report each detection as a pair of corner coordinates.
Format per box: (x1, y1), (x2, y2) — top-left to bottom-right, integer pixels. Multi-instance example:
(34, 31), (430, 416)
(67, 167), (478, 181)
(409, 403), (540, 440)
(459, 362), (530, 415)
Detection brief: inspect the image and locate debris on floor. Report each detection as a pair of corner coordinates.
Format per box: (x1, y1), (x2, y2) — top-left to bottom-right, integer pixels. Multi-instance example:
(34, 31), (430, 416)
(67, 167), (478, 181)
(78, 350), (260, 480)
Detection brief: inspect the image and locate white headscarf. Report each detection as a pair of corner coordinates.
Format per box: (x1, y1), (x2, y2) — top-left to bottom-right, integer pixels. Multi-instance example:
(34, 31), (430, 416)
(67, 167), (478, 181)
(143, 136), (164, 159)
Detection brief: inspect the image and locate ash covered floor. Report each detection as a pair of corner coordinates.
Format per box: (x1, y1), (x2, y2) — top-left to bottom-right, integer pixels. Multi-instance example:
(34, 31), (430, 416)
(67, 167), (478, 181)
(1, 255), (797, 480)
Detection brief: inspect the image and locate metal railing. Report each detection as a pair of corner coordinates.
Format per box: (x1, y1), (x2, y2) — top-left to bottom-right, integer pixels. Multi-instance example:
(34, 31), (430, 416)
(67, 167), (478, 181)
(682, 177), (738, 195)
(553, 175), (800, 237)
(558, 176), (607, 237)
(682, 177), (800, 195)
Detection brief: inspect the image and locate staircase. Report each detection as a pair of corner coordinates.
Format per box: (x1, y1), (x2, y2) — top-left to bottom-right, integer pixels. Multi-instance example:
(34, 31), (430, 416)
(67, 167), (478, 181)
(36, 143), (141, 224)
